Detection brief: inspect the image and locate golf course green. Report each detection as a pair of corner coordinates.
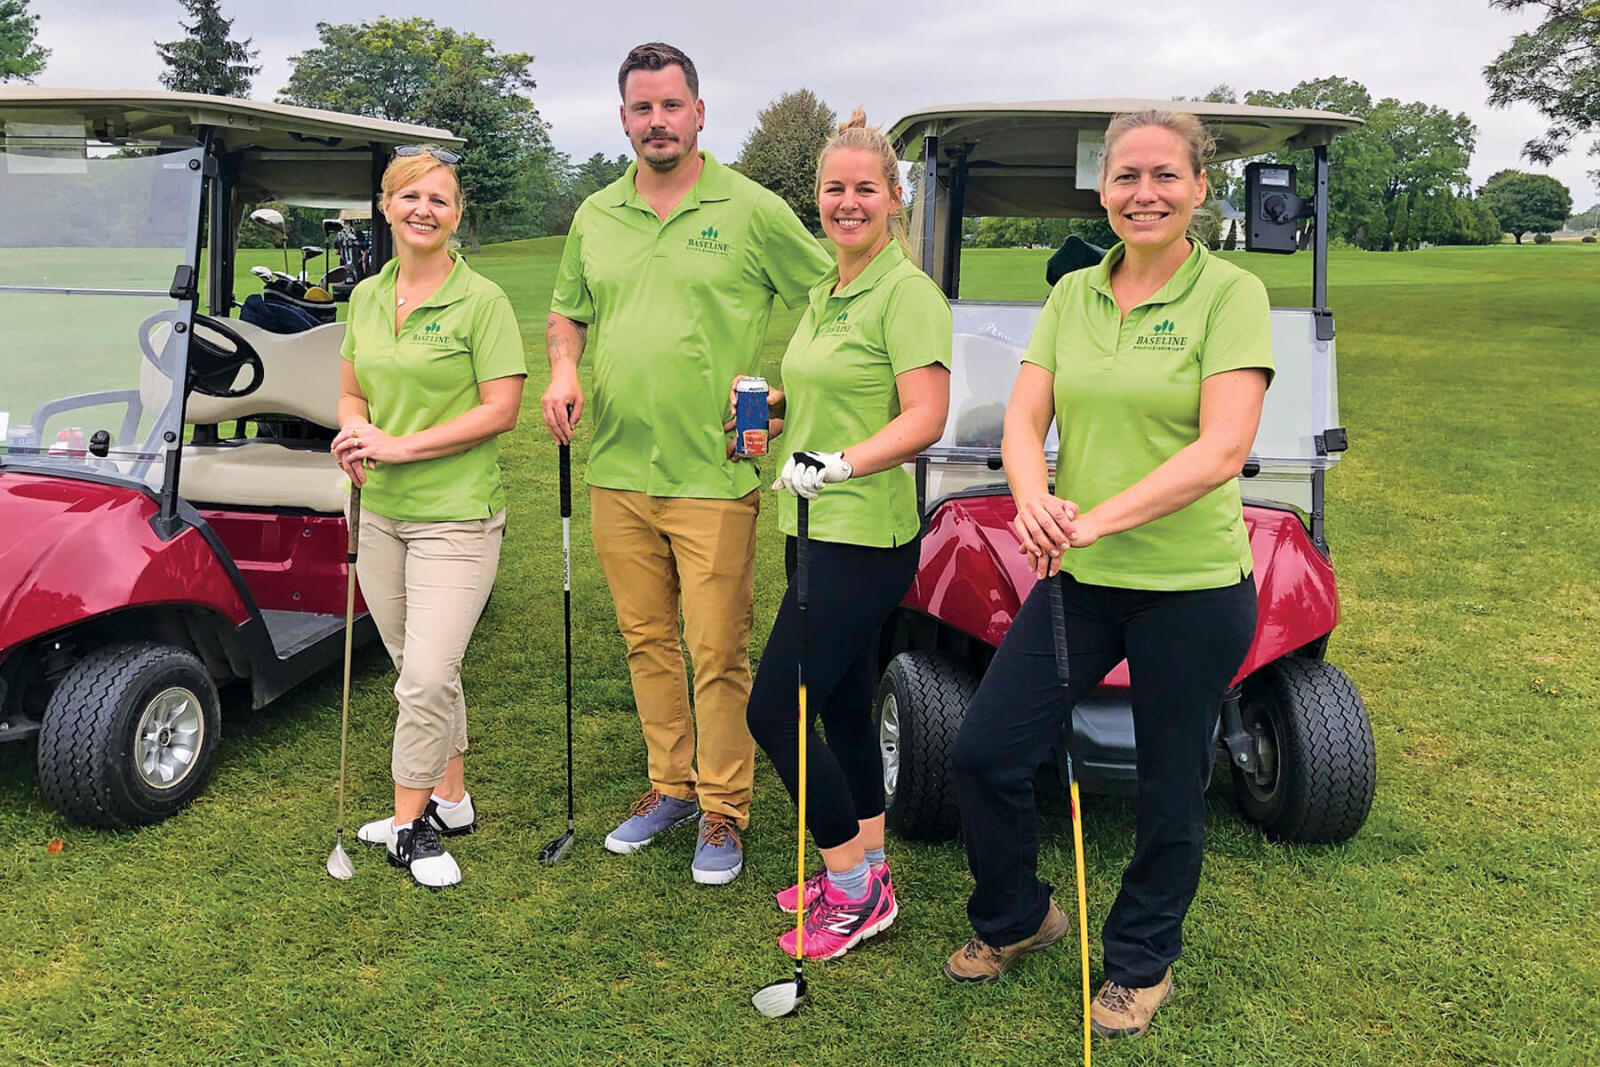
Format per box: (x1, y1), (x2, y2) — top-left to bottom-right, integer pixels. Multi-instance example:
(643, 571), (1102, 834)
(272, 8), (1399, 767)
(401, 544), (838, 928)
(1, 240), (1595, 1066)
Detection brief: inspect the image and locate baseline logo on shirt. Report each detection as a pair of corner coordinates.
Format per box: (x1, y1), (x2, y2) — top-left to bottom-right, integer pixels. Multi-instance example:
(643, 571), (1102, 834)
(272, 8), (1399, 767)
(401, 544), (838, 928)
(686, 224), (731, 257)
(412, 320), (456, 348)
(1134, 319), (1188, 350)
(819, 310), (853, 337)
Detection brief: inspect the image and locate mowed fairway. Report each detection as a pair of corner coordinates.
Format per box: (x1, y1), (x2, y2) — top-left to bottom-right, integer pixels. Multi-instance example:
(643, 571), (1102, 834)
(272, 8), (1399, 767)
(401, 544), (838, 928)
(1, 241), (1596, 1066)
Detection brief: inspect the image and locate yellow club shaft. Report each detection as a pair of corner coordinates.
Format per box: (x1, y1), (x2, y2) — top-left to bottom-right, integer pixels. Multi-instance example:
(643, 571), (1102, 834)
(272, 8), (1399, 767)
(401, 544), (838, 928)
(1071, 779), (1091, 1067)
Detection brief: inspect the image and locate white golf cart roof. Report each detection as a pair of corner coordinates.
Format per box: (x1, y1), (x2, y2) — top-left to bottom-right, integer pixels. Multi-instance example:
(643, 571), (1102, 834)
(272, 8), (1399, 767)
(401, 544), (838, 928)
(0, 88), (462, 206)
(891, 99), (1361, 218)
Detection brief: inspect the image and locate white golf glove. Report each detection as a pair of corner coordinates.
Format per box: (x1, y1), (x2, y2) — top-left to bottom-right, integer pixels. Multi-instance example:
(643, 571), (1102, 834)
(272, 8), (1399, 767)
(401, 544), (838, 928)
(774, 450), (853, 499)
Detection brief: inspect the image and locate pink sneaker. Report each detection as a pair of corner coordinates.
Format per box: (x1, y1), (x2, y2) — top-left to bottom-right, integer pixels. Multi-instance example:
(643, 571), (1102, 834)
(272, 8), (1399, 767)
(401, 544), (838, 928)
(776, 869), (829, 914)
(778, 868), (899, 960)
(777, 863), (893, 913)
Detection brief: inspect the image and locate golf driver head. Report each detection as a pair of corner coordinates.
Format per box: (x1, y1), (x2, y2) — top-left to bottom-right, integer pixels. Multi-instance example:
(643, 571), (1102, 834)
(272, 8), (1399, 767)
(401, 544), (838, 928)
(537, 830), (574, 867)
(751, 977), (806, 1019)
(326, 842), (355, 881)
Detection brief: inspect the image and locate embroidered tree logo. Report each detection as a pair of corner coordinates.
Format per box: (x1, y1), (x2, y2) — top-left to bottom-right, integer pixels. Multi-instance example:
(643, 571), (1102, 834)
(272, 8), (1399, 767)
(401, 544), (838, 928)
(1153, 320), (1176, 334)
(701, 226), (719, 240)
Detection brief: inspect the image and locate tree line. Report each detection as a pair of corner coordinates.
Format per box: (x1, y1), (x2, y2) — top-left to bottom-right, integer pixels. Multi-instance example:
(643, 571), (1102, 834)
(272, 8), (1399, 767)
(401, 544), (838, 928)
(1, 0), (1594, 251)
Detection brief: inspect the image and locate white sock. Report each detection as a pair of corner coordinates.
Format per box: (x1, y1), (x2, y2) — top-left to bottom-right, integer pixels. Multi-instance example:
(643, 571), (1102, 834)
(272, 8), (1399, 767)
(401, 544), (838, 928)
(431, 792), (463, 809)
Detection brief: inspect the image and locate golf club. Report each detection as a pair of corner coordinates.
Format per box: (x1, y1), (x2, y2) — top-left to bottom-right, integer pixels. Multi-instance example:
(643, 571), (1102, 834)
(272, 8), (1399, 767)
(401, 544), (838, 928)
(249, 207), (289, 275)
(538, 434), (576, 866)
(753, 491), (810, 1019)
(1047, 575), (1092, 1067)
(326, 485), (362, 881)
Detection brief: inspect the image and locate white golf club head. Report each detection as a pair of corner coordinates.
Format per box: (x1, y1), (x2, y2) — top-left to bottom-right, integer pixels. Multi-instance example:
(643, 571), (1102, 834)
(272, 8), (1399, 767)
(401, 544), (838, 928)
(326, 841), (354, 881)
(751, 977), (805, 1019)
(250, 265), (274, 281)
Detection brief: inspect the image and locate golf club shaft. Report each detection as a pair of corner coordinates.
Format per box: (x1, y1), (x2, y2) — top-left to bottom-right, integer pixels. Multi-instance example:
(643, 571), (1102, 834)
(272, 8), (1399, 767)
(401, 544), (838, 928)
(794, 494), (809, 974)
(560, 439), (574, 830)
(1048, 575), (1092, 1067)
(337, 486), (361, 841)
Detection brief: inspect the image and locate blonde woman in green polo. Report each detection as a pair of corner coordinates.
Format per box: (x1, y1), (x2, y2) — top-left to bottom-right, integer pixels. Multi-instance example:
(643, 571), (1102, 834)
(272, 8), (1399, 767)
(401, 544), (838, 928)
(331, 147), (527, 889)
(943, 110), (1272, 1039)
(740, 110), (951, 960)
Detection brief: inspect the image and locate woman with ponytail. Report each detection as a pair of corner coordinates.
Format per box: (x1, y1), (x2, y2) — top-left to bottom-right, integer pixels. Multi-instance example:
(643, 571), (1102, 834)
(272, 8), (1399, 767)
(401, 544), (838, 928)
(738, 109), (951, 960)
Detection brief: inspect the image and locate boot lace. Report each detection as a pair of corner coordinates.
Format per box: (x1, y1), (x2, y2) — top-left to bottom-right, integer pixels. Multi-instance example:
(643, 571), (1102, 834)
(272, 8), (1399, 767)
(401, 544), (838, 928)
(960, 936), (1003, 963)
(1098, 981), (1137, 1014)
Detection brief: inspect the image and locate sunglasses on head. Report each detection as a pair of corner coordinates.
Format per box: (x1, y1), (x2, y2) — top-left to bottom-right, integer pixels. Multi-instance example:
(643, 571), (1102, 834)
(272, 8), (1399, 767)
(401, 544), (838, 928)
(394, 144), (461, 165)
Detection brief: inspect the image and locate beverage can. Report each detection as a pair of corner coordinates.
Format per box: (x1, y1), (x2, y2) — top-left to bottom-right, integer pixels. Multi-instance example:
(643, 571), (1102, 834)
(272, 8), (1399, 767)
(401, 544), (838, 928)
(735, 377), (769, 457)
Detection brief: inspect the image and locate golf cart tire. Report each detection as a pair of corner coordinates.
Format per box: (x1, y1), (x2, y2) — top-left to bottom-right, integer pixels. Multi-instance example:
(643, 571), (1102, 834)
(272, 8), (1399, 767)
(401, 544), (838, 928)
(37, 643), (221, 829)
(877, 650), (977, 842)
(1232, 657), (1375, 844)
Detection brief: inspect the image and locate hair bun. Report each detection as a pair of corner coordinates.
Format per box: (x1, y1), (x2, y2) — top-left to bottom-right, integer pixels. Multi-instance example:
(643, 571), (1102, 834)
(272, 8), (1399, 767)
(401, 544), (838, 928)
(838, 107), (869, 134)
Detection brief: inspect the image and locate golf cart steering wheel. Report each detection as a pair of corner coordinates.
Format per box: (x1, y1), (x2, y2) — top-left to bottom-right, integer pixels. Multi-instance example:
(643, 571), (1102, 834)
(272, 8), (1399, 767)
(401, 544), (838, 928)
(187, 314), (264, 399)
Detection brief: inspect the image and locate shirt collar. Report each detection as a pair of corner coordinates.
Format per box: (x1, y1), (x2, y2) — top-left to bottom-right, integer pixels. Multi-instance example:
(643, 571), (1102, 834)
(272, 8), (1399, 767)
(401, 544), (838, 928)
(375, 250), (473, 310)
(811, 239), (906, 313)
(1088, 238), (1207, 307)
(610, 151), (732, 211)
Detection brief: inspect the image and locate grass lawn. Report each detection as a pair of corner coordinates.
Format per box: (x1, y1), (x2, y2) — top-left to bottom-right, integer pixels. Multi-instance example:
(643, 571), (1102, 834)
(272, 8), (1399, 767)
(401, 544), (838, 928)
(2, 241), (1596, 1066)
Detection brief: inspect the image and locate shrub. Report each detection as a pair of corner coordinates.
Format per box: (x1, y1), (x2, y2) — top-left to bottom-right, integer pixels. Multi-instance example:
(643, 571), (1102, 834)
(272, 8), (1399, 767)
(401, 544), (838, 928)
(1533, 232), (1552, 244)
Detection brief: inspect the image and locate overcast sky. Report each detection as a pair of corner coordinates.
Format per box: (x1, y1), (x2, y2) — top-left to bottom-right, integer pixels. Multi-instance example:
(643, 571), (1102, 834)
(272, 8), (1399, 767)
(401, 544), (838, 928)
(30, 0), (1598, 204)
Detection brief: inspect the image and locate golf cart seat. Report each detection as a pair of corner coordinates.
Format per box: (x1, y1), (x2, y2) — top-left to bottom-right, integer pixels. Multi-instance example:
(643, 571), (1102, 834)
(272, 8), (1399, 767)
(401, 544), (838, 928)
(139, 318), (349, 513)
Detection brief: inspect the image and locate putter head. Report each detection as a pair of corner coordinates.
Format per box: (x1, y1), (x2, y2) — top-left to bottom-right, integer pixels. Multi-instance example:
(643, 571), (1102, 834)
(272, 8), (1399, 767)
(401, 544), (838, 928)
(751, 976), (806, 1019)
(537, 830), (575, 867)
(326, 842), (354, 881)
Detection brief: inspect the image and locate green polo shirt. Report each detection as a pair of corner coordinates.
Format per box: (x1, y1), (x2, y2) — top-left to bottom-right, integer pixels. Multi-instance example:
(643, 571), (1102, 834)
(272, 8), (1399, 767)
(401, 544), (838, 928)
(1024, 239), (1274, 590)
(778, 241), (950, 547)
(340, 252), (527, 521)
(550, 152), (831, 498)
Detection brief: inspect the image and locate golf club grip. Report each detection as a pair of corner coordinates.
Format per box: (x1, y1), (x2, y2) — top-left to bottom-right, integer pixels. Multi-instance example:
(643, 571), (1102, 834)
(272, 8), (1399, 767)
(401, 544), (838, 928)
(1047, 574), (1070, 686)
(347, 486), (361, 557)
(795, 495), (808, 609)
(559, 443), (571, 519)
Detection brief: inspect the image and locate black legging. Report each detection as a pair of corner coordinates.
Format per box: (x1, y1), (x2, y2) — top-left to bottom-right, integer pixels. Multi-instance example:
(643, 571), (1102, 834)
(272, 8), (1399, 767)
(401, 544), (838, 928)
(747, 536), (920, 850)
(952, 572), (1256, 988)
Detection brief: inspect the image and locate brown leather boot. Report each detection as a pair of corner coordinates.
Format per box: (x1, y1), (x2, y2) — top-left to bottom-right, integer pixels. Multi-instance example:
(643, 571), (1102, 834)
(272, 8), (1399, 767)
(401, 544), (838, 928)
(943, 899), (1070, 983)
(1090, 968), (1174, 1038)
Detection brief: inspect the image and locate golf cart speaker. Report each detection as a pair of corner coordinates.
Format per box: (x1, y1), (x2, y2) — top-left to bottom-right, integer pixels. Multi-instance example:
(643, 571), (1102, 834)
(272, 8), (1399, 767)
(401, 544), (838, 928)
(1244, 162), (1304, 254)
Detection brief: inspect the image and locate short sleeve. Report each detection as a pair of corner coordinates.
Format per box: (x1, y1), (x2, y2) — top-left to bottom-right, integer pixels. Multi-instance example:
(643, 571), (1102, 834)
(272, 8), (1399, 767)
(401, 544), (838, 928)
(757, 199), (831, 309)
(470, 290), (528, 383)
(340, 324), (355, 362)
(549, 206), (594, 324)
(1201, 272), (1275, 385)
(882, 275), (952, 376)
(1021, 282), (1067, 373)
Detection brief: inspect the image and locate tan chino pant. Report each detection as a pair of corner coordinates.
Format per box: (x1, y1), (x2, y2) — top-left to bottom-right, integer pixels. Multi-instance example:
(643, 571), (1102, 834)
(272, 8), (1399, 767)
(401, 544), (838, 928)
(356, 508), (505, 789)
(589, 487), (759, 826)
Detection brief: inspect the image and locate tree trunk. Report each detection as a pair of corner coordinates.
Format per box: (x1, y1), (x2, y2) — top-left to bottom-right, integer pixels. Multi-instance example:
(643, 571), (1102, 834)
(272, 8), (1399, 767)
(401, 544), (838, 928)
(1513, 232), (1522, 244)
(467, 212), (481, 252)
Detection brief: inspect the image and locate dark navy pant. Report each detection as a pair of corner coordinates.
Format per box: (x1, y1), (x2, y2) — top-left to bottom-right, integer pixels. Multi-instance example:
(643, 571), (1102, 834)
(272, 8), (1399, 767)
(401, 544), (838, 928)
(952, 572), (1256, 987)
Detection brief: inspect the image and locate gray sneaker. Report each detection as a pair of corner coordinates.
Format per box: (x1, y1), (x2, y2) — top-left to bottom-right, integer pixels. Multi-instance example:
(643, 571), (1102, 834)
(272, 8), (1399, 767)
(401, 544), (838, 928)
(691, 813), (744, 885)
(604, 788), (699, 854)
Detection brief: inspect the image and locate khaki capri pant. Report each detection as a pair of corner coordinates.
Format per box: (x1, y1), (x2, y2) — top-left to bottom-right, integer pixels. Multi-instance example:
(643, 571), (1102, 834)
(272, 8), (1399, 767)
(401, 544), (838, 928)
(355, 508), (506, 789)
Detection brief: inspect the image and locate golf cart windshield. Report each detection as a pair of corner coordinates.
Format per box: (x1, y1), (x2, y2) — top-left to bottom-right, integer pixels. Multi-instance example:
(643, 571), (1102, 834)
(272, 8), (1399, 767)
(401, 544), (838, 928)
(0, 124), (201, 490)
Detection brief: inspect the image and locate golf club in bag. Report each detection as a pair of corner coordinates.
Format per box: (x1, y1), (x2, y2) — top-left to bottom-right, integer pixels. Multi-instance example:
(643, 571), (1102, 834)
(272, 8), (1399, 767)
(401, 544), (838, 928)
(326, 486), (362, 881)
(753, 493), (811, 1019)
(538, 436), (577, 866)
(1047, 574), (1093, 1067)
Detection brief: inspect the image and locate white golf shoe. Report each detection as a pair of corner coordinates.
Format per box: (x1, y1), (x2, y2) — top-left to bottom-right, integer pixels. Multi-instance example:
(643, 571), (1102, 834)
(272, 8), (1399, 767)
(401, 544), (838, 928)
(386, 818), (461, 889)
(358, 792), (477, 847)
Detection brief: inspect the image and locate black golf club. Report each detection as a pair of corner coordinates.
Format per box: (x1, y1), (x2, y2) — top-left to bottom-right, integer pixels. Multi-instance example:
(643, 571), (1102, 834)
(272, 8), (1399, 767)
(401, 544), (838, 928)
(1047, 575), (1093, 1066)
(538, 433), (576, 866)
(753, 490), (810, 1019)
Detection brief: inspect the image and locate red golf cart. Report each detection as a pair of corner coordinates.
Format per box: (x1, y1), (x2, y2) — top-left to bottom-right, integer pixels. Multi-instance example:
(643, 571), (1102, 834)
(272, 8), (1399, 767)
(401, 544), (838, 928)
(874, 101), (1377, 844)
(0, 90), (460, 828)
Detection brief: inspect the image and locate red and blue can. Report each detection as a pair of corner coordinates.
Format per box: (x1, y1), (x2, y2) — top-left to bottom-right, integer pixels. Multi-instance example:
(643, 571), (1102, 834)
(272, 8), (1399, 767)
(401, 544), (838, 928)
(735, 377), (769, 457)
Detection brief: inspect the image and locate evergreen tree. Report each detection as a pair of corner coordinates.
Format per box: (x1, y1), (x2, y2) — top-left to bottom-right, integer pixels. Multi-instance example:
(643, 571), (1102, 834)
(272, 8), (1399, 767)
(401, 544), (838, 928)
(1389, 194), (1412, 251)
(736, 89), (837, 233)
(155, 0), (259, 97)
